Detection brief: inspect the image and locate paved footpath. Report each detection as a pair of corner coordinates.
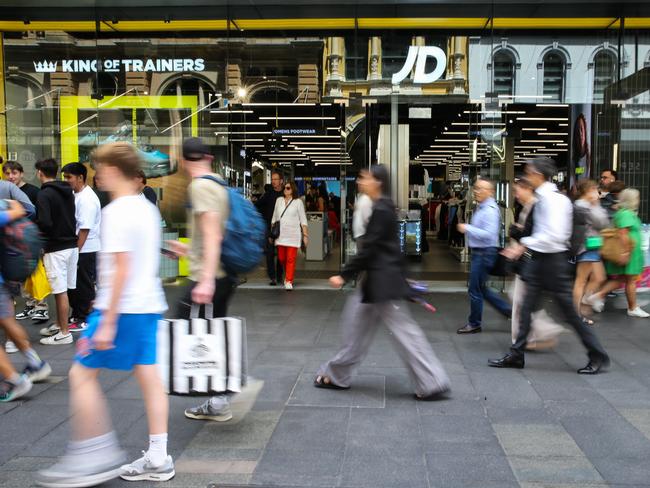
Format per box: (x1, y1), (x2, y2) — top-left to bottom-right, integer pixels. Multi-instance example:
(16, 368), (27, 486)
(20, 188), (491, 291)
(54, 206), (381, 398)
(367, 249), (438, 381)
(2, 287), (650, 488)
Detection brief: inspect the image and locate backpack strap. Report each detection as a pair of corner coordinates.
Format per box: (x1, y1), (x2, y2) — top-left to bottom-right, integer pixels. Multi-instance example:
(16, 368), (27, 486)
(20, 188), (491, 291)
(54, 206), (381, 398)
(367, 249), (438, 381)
(200, 174), (228, 187)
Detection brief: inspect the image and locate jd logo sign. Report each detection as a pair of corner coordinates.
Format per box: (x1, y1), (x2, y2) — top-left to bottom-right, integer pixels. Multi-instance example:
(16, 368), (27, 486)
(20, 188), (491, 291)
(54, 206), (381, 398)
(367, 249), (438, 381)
(391, 46), (447, 85)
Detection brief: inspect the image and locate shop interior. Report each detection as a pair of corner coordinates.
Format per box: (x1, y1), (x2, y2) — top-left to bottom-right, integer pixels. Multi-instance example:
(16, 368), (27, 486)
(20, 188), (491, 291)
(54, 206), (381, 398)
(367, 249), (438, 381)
(222, 100), (571, 282)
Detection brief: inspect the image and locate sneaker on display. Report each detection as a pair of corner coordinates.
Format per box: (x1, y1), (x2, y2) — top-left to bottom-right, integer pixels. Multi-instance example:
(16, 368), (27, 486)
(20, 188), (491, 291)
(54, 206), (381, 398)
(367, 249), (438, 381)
(120, 452), (175, 482)
(35, 447), (126, 488)
(23, 361), (52, 383)
(39, 323), (60, 337)
(40, 332), (73, 346)
(184, 399), (233, 422)
(628, 307), (650, 318)
(0, 375), (33, 402)
(31, 309), (50, 323)
(5, 341), (18, 354)
(15, 306), (35, 320)
(68, 321), (88, 333)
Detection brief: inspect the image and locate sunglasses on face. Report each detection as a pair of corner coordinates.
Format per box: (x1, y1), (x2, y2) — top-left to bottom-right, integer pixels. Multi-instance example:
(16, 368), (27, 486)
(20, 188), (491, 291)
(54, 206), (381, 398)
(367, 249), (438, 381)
(284, 186), (292, 190)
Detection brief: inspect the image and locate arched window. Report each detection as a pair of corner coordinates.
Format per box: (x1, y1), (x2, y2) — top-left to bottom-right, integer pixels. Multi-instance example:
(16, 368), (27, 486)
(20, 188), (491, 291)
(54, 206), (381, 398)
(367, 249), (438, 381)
(593, 50), (617, 103)
(492, 50), (515, 96)
(542, 52), (565, 102)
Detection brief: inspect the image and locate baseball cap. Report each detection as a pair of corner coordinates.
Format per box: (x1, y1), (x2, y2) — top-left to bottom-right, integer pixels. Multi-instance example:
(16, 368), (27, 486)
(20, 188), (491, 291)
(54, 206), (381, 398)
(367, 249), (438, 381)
(182, 137), (211, 161)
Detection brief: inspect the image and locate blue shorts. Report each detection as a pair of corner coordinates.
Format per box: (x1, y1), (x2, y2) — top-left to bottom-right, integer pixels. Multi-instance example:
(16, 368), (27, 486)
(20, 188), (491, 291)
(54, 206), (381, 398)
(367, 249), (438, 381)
(577, 250), (601, 263)
(75, 310), (161, 371)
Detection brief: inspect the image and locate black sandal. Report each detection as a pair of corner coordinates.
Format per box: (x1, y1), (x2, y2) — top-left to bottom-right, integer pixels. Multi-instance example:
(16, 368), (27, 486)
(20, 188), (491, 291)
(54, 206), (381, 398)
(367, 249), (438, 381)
(313, 375), (349, 390)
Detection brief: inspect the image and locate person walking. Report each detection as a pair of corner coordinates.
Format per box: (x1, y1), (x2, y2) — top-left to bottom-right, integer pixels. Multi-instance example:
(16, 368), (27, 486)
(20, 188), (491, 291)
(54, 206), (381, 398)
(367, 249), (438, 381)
(315, 165), (450, 399)
(0, 199), (51, 402)
(166, 137), (238, 422)
(255, 171), (284, 285)
(571, 179), (609, 323)
(36, 142), (173, 487)
(508, 178), (565, 350)
(456, 178), (512, 334)
(34, 158), (78, 345)
(271, 180), (308, 291)
(489, 158), (610, 374)
(585, 188), (649, 318)
(62, 162), (101, 332)
(135, 169), (158, 205)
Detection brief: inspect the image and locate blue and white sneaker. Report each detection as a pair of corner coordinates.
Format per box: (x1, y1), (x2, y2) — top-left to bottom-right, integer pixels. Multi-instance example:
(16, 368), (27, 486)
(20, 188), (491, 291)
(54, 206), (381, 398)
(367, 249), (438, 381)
(23, 361), (52, 383)
(120, 452), (175, 482)
(0, 375), (32, 402)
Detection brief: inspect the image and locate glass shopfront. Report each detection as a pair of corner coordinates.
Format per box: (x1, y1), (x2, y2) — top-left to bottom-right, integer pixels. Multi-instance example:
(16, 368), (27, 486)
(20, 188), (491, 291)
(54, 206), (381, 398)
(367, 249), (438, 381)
(1, 21), (649, 280)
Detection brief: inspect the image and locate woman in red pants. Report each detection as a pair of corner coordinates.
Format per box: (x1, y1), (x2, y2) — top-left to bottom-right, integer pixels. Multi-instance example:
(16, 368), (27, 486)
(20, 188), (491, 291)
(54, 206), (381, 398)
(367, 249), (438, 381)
(271, 181), (308, 290)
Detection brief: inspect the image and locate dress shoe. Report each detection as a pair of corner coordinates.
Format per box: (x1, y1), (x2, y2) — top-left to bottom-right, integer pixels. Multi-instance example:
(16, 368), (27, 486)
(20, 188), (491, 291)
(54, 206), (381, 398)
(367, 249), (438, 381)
(488, 353), (525, 369)
(457, 324), (482, 334)
(577, 359), (609, 375)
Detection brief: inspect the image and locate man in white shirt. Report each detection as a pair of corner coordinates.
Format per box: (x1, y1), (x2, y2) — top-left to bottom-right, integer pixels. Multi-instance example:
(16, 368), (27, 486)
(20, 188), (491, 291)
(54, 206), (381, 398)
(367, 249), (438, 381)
(63, 163), (101, 331)
(489, 158), (609, 375)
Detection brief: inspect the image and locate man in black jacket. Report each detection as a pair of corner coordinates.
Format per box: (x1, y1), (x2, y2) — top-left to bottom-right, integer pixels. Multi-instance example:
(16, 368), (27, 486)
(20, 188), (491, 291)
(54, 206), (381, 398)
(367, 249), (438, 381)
(255, 171), (284, 285)
(34, 158), (78, 346)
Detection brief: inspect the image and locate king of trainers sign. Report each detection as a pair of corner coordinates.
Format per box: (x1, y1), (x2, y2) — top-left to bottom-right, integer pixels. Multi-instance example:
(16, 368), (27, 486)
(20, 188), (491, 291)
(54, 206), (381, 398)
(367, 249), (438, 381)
(33, 58), (205, 74)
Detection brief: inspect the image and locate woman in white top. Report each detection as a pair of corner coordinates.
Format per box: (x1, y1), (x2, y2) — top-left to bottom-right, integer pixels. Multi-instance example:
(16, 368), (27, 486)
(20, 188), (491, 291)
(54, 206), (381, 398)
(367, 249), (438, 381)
(272, 181), (308, 290)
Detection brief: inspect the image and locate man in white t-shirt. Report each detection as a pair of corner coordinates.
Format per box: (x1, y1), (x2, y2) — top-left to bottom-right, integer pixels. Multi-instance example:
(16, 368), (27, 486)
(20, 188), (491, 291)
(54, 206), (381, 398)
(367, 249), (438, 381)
(38, 142), (173, 487)
(63, 163), (101, 332)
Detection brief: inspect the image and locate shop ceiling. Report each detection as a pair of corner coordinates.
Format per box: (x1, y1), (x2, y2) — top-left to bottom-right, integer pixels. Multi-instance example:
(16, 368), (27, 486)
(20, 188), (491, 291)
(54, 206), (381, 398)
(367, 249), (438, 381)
(1, 1), (649, 31)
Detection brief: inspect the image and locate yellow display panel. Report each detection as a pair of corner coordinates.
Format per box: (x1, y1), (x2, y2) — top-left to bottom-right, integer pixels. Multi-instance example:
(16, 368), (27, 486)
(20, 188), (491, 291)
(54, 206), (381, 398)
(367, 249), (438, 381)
(0, 34), (6, 172)
(59, 95), (198, 165)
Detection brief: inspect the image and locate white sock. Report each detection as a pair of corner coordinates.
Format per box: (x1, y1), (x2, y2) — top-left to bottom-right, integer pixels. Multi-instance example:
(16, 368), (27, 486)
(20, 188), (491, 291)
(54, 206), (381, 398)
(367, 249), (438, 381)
(147, 433), (168, 466)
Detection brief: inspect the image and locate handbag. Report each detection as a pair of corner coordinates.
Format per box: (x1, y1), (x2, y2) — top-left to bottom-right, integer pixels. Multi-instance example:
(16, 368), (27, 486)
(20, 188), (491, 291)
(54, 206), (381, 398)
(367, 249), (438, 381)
(600, 228), (632, 266)
(489, 250), (510, 277)
(270, 199), (294, 241)
(157, 304), (248, 396)
(24, 259), (51, 301)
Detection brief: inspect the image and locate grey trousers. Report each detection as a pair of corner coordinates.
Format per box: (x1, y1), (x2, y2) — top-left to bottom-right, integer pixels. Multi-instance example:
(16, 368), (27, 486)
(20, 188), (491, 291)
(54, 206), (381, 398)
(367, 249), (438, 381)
(318, 290), (450, 397)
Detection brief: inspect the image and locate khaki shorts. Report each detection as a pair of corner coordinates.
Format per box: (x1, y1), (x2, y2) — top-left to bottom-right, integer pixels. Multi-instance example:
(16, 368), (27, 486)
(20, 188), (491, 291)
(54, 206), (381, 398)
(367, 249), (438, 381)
(43, 248), (79, 294)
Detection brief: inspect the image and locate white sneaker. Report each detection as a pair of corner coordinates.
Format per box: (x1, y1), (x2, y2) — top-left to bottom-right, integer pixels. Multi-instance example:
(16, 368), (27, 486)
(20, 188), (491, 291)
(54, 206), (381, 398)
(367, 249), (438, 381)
(120, 452), (175, 482)
(285, 282), (293, 291)
(39, 323), (60, 337)
(628, 307), (650, 318)
(5, 341), (18, 354)
(40, 332), (73, 345)
(585, 294), (605, 313)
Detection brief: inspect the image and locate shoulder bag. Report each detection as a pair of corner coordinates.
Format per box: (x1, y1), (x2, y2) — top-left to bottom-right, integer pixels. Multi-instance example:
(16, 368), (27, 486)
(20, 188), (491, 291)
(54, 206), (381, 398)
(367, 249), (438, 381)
(270, 199), (294, 241)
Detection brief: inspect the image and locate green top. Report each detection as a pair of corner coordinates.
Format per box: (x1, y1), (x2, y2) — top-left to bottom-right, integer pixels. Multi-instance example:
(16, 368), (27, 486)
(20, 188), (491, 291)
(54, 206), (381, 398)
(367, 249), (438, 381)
(606, 208), (645, 276)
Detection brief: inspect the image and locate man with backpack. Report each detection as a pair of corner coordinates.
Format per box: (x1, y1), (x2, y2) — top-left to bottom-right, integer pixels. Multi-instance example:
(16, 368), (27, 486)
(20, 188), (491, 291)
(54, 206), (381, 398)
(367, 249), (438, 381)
(34, 158), (78, 345)
(166, 137), (239, 422)
(0, 199), (51, 401)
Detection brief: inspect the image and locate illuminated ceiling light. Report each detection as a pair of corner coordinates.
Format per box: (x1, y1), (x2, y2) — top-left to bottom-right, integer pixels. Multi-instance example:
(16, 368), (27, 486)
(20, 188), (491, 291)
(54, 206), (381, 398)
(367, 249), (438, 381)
(237, 87), (248, 98)
(242, 145), (264, 148)
(435, 139), (487, 144)
(556, 143), (568, 146)
(517, 117), (569, 121)
(210, 122), (267, 125)
(444, 131), (468, 135)
(242, 102), (327, 106)
(452, 122), (506, 126)
(286, 135), (341, 139)
(539, 132), (568, 136)
(259, 116), (336, 120)
(290, 141), (341, 145)
(496, 94), (553, 99)
(314, 162), (353, 166)
(520, 139), (565, 143)
(559, 123), (569, 127)
(521, 128), (547, 131)
(535, 103), (569, 107)
(462, 110), (526, 114)
(210, 110), (254, 114)
(230, 138), (263, 142)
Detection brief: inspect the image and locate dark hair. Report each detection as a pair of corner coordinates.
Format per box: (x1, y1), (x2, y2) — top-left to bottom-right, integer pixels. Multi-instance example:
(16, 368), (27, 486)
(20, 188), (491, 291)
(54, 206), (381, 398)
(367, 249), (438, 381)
(284, 180), (299, 198)
(2, 160), (24, 173)
(601, 168), (618, 180)
(576, 179), (598, 197)
(514, 177), (533, 190)
(608, 180), (625, 194)
(62, 162), (88, 181)
(135, 169), (147, 184)
(92, 142), (141, 179)
(271, 170), (283, 179)
(370, 164), (391, 196)
(527, 157), (556, 181)
(35, 158), (59, 179)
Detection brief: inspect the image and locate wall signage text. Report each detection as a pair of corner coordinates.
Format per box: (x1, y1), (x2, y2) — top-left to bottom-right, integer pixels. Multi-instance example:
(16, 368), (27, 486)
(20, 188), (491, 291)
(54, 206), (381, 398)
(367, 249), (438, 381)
(33, 58), (205, 74)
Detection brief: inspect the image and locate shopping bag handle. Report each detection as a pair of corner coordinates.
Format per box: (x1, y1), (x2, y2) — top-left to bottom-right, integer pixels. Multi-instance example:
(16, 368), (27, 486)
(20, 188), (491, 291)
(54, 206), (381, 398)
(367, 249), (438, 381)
(190, 303), (215, 320)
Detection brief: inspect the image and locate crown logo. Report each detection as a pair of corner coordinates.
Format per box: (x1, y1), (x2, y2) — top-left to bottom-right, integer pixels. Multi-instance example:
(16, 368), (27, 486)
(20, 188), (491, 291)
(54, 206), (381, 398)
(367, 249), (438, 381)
(33, 61), (58, 73)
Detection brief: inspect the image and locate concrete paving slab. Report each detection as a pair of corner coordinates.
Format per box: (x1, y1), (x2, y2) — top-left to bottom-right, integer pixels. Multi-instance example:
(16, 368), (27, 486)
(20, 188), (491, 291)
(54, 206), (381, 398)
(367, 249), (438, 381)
(288, 374), (385, 409)
(508, 456), (605, 484)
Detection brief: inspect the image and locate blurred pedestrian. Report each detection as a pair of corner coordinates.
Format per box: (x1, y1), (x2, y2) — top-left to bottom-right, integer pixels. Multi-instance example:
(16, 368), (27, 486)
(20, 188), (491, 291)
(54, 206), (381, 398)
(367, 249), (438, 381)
(599, 169), (620, 219)
(63, 163), (101, 333)
(37, 142), (173, 487)
(315, 165), (450, 399)
(456, 178), (511, 334)
(271, 180), (308, 291)
(571, 179), (609, 324)
(489, 158), (610, 374)
(35, 158), (78, 346)
(135, 169), (158, 205)
(508, 178), (565, 350)
(586, 188), (649, 318)
(0, 199), (51, 402)
(255, 171), (284, 285)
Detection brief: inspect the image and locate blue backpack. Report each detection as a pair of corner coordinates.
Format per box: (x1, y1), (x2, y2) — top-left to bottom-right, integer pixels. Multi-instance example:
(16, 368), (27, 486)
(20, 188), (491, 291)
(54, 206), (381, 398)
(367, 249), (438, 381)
(201, 176), (265, 275)
(0, 200), (44, 282)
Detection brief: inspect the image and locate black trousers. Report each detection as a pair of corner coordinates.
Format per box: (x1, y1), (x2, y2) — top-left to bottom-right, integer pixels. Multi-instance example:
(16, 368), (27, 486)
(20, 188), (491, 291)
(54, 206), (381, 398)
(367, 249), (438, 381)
(265, 232), (284, 282)
(69, 252), (96, 322)
(511, 252), (609, 363)
(176, 276), (236, 320)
